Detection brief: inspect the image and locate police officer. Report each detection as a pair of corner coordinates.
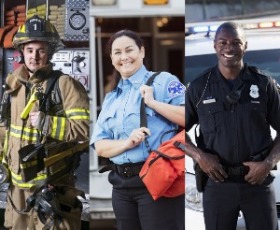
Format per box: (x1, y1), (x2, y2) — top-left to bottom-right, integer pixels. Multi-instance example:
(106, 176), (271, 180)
(0, 15), (89, 229)
(185, 22), (280, 230)
(91, 29), (185, 230)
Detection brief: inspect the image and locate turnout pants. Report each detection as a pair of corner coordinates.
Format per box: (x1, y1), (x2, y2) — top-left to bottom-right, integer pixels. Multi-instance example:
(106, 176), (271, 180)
(109, 171), (185, 230)
(4, 174), (82, 230)
(203, 174), (278, 230)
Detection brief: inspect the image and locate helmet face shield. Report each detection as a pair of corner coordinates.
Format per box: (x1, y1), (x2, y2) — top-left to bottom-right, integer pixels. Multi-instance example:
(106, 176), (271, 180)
(13, 15), (64, 54)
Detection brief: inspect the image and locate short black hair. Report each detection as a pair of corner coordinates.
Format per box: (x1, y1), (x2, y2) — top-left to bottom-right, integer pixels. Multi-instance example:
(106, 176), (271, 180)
(215, 21), (246, 41)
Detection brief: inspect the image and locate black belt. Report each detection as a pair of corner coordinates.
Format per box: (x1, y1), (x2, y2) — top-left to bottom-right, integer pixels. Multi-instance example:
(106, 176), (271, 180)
(223, 165), (249, 176)
(99, 162), (144, 178)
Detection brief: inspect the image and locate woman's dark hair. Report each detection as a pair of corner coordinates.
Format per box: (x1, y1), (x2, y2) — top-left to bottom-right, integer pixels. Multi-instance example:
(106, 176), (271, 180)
(105, 29), (144, 91)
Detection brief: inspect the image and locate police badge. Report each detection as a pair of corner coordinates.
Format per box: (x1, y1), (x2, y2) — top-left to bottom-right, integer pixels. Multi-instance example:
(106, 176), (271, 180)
(249, 84), (259, 99)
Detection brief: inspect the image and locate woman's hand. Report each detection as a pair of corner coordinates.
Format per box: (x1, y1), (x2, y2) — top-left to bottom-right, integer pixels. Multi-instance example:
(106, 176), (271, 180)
(124, 127), (151, 149)
(140, 85), (156, 109)
(140, 84), (185, 127)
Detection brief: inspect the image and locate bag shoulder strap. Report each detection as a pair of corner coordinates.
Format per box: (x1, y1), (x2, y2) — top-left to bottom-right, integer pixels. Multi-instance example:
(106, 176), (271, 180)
(140, 72), (161, 128)
(140, 72), (161, 153)
(145, 71), (161, 86)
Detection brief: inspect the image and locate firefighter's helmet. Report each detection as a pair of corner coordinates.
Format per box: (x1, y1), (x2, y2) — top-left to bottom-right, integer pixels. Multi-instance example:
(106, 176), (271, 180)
(12, 15), (64, 54)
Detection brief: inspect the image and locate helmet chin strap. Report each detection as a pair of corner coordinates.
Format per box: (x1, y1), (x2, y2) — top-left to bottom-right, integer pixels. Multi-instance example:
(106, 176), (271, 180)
(24, 62), (35, 74)
(21, 55), (34, 75)
(27, 67), (35, 74)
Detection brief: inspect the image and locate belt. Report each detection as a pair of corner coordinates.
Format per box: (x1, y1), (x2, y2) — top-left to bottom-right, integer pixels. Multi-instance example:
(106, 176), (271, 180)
(99, 162), (144, 178)
(223, 165), (249, 176)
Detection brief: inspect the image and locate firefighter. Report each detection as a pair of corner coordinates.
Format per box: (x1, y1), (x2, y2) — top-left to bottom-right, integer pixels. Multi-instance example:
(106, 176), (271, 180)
(0, 15), (89, 229)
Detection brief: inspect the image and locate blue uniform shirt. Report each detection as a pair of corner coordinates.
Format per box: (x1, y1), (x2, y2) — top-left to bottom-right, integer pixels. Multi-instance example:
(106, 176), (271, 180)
(91, 65), (185, 165)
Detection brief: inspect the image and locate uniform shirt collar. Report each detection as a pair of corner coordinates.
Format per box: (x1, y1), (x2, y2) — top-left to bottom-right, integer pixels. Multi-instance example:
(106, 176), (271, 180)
(242, 64), (257, 81)
(117, 65), (149, 91)
(212, 64), (254, 83)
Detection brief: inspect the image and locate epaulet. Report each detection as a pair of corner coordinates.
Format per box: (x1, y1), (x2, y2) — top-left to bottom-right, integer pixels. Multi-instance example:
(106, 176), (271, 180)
(197, 67), (212, 79)
(189, 67), (212, 89)
(145, 72), (161, 86)
(247, 66), (269, 77)
(247, 66), (279, 92)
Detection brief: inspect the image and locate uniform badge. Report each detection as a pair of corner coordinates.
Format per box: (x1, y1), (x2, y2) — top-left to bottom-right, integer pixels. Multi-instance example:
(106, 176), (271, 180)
(167, 81), (186, 97)
(249, 84), (259, 99)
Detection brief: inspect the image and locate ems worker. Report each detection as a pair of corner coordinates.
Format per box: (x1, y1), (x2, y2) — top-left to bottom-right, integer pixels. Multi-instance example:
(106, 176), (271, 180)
(185, 21), (280, 230)
(0, 15), (89, 229)
(91, 29), (185, 230)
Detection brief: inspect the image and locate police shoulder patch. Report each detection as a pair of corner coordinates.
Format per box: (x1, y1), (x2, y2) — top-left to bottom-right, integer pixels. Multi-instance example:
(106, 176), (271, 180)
(167, 81), (186, 97)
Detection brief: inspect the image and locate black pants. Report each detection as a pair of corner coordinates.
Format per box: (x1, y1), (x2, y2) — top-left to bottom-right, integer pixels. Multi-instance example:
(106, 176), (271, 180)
(108, 171), (185, 230)
(203, 175), (278, 230)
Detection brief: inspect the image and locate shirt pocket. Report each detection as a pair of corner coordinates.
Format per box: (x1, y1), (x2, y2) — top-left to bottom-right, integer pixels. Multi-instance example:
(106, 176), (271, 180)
(241, 100), (267, 125)
(124, 107), (155, 136)
(197, 102), (224, 134)
(101, 110), (116, 136)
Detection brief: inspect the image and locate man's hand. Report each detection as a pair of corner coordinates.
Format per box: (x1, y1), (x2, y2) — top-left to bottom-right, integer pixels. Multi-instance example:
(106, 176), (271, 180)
(197, 152), (228, 182)
(29, 111), (45, 129)
(243, 161), (271, 185)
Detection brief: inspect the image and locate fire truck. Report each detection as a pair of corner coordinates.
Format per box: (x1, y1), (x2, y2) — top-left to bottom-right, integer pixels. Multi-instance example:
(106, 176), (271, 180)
(88, 0), (185, 227)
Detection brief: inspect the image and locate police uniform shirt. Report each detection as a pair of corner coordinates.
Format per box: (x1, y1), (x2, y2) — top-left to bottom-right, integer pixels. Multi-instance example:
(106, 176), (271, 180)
(185, 64), (280, 167)
(91, 65), (185, 165)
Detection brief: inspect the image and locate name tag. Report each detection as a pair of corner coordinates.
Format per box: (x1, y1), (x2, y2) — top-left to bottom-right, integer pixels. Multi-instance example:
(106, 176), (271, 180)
(203, 98), (216, 104)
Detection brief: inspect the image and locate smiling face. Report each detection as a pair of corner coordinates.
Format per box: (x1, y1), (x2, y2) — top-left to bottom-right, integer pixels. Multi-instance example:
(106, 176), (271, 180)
(214, 26), (247, 71)
(110, 35), (145, 79)
(22, 41), (49, 74)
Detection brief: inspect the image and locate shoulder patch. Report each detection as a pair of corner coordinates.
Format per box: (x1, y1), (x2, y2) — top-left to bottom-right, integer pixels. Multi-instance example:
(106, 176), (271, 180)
(167, 81), (186, 97)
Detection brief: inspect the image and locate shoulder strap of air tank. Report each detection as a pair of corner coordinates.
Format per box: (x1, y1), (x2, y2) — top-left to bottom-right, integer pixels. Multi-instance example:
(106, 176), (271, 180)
(39, 70), (63, 112)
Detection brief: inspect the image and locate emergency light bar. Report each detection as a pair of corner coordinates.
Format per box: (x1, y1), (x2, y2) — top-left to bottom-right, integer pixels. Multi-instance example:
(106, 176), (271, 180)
(186, 19), (280, 35)
(187, 25), (219, 33)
